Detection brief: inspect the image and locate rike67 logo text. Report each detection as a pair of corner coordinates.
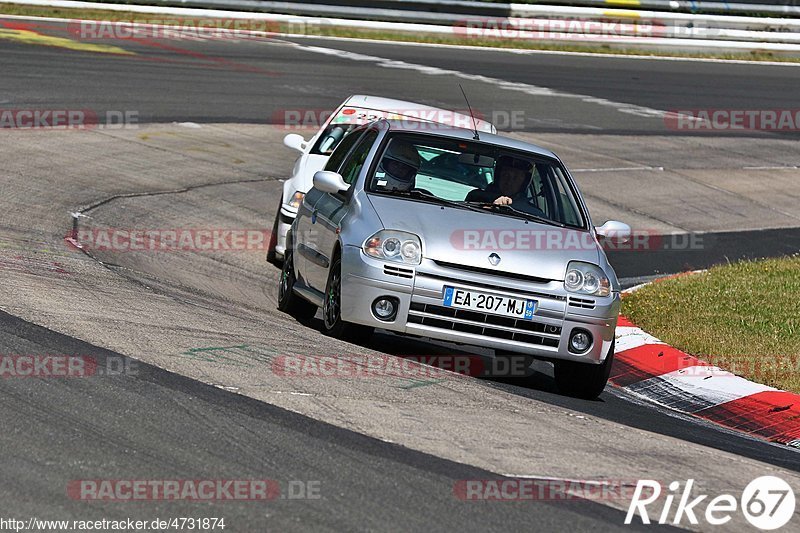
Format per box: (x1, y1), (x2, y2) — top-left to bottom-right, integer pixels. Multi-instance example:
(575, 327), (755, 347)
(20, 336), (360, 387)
(625, 477), (795, 530)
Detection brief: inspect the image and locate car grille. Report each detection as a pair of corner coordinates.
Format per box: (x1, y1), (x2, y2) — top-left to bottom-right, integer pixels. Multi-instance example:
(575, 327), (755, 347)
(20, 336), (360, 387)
(384, 265), (414, 279)
(568, 296), (596, 310)
(408, 302), (561, 348)
(431, 259), (553, 285)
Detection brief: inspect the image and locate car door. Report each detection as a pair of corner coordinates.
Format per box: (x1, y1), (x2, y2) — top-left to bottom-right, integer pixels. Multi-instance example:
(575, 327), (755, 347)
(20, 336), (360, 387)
(294, 127), (365, 290)
(306, 128), (379, 292)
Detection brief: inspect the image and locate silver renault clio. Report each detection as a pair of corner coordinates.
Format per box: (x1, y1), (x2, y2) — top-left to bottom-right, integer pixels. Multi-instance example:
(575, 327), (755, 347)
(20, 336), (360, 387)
(278, 119), (631, 398)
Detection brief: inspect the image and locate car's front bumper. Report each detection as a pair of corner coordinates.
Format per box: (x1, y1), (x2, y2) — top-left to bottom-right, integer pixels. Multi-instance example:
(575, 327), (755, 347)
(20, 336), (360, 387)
(339, 245), (619, 363)
(274, 203), (298, 257)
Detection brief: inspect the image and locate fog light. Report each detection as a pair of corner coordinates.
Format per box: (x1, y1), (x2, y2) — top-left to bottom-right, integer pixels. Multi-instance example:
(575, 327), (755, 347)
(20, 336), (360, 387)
(569, 329), (592, 354)
(372, 297), (398, 321)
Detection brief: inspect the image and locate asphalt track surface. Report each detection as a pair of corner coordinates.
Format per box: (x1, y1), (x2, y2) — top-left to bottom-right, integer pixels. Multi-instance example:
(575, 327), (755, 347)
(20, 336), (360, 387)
(3, 309), (675, 531)
(1, 17), (799, 531)
(0, 19), (799, 136)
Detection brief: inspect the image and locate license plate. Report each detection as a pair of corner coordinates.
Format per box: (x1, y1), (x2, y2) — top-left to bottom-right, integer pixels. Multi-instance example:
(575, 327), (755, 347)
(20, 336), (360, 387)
(442, 286), (536, 320)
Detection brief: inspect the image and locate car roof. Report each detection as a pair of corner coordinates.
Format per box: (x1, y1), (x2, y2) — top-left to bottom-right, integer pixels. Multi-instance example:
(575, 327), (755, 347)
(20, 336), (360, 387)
(341, 94), (496, 134)
(377, 119), (559, 160)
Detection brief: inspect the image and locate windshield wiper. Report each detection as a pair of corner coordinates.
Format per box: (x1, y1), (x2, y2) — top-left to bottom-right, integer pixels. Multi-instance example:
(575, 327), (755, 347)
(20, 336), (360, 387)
(465, 202), (565, 227)
(393, 189), (490, 215)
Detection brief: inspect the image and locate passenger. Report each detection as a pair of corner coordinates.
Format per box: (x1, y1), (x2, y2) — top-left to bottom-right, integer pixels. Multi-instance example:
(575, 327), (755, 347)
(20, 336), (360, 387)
(374, 140), (420, 193)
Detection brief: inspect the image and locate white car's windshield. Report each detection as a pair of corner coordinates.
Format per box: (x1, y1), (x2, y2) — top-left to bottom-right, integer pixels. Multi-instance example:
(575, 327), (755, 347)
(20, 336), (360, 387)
(310, 124), (361, 155)
(366, 133), (586, 228)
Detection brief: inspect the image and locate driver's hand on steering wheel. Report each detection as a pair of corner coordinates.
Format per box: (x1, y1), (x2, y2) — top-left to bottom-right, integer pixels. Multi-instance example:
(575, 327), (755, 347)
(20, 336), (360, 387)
(493, 196), (513, 205)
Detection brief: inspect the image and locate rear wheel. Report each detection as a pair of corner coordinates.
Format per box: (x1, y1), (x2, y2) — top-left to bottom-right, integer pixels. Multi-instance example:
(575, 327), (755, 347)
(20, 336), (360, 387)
(266, 198), (282, 266)
(322, 255), (374, 342)
(277, 242), (317, 323)
(554, 341), (614, 400)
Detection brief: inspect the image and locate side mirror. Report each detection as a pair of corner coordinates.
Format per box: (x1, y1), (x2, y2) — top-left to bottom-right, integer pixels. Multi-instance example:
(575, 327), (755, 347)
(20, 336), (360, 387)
(595, 220), (631, 245)
(283, 133), (307, 153)
(313, 171), (349, 194)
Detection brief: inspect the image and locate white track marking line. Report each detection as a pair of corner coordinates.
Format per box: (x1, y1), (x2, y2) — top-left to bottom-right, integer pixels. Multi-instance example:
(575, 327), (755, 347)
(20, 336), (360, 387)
(291, 43), (673, 120)
(572, 166), (665, 172)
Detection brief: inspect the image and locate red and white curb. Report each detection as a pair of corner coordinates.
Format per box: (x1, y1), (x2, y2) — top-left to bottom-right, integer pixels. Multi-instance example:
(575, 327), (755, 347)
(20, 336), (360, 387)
(611, 280), (800, 449)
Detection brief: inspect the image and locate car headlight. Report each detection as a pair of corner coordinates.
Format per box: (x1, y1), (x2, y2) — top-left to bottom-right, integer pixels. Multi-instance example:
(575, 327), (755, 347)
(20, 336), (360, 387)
(288, 191), (305, 209)
(364, 230), (422, 265)
(564, 261), (610, 297)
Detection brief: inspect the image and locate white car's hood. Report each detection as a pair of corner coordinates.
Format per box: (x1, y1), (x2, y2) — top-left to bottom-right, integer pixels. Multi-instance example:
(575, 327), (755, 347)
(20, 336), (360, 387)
(296, 154), (330, 192)
(368, 194), (600, 282)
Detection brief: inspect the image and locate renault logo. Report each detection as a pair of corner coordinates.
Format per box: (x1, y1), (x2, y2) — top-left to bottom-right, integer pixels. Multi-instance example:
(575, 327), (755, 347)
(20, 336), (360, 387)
(488, 253), (501, 266)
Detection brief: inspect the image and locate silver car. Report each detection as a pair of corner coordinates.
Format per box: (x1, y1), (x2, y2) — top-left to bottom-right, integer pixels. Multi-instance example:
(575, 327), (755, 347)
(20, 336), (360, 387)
(277, 119), (631, 399)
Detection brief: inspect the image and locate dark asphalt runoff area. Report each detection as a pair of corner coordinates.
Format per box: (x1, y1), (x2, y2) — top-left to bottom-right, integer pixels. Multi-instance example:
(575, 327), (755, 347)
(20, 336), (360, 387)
(1, 16), (799, 530)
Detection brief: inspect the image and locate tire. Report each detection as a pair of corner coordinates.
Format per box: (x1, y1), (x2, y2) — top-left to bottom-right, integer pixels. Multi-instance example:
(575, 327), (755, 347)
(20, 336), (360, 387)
(277, 242), (317, 323)
(266, 198), (282, 267)
(322, 254), (374, 342)
(554, 341), (615, 400)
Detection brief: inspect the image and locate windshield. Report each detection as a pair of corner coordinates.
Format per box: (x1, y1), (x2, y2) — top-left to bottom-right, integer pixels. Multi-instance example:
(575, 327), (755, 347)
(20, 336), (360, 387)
(310, 124), (361, 155)
(366, 133), (586, 228)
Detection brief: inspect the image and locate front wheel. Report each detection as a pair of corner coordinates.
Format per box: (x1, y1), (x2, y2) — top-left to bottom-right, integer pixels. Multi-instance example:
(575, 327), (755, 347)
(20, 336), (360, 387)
(322, 255), (373, 342)
(266, 198), (282, 267)
(277, 244), (317, 323)
(554, 341), (614, 400)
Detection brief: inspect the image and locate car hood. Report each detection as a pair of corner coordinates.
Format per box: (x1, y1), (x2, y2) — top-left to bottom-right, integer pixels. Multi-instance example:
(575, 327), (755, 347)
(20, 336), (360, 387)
(367, 195), (600, 282)
(296, 154), (330, 192)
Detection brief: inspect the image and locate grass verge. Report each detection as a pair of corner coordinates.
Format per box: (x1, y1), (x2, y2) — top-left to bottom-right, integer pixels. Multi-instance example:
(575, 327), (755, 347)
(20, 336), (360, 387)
(1, 3), (799, 63)
(622, 256), (800, 393)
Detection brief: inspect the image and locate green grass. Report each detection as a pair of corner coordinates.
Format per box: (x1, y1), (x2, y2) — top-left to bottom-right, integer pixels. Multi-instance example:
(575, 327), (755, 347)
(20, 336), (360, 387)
(1, 3), (799, 63)
(623, 257), (800, 393)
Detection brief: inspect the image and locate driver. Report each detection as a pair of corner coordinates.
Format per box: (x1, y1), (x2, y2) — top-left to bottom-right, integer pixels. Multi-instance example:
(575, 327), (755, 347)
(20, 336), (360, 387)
(375, 140), (420, 193)
(465, 155), (547, 217)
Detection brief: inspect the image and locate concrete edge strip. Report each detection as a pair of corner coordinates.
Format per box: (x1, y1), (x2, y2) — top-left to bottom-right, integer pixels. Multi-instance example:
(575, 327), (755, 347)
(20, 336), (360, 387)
(612, 275), (800, 448)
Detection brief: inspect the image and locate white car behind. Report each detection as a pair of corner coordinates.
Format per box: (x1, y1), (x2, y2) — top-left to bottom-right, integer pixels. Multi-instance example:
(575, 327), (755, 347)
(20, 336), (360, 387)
(267, 94), (496, 263)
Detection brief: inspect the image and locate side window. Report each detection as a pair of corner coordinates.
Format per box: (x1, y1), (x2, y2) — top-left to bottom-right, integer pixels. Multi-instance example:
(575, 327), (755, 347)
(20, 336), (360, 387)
(545, 166), (583, 227)
(324, 128), (364, 172)
(339, 130), (379, 185)
(529, 166), (546, 213)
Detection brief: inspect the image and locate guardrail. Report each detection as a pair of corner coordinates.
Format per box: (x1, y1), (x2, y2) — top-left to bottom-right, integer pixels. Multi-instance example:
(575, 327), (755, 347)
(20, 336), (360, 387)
(85, 0), (800, 17)
(6, 0), (800, 54)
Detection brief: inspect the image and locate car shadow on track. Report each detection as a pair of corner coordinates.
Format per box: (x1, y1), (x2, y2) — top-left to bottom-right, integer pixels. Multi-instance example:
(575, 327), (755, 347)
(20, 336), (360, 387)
(310, 320), (595, 401)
